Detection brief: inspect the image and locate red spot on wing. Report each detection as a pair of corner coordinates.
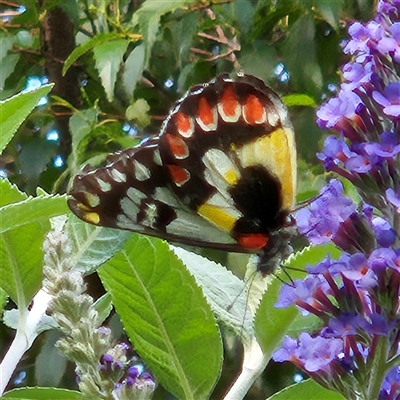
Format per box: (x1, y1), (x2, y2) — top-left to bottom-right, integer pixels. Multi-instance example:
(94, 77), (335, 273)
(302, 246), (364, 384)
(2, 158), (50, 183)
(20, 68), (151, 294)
(238, 233), (269, 249)
(167, 164), (190, 186)
(198, 97), (216, 129)
(220, 85), (238, 117)
(176, 112), (193, 137)
(243, 94), (265, 124)
(165, 134), (189, 159)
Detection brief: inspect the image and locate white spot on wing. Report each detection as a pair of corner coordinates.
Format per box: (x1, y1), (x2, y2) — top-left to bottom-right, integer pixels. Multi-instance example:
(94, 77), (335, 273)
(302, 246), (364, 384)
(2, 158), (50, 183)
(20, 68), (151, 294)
(120, 197), (139, 220)
(133, 160), (151, 181)
(202, 148), (239, 186)
(96, 178), (112, 192)
(267, 109), (279, 127)
(84, 192), (100, 208)
(153, 149), (162, 166)
(127, 187), (147, 204)
(110, 168), (126, 183)
(153, 187), (180, 208)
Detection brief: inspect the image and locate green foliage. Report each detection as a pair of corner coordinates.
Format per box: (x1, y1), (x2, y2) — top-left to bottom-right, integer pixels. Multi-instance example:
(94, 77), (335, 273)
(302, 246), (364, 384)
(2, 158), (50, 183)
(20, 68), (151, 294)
(2, 387), (84, 399)
(0, 180), (66, 307)
(98, 235), (223, 400)
(268, 379), (346, 400)
(0, 84), (54, 153)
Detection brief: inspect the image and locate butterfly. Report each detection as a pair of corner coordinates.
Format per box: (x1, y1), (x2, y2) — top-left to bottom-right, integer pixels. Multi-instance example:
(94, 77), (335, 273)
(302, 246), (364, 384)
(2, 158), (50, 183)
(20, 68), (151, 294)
(68, 73), (297, 275)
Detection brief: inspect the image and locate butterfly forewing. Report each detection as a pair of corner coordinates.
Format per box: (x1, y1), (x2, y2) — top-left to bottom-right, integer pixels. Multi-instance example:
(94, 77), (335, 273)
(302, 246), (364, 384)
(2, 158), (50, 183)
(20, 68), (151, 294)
(68, 74), (297, 265)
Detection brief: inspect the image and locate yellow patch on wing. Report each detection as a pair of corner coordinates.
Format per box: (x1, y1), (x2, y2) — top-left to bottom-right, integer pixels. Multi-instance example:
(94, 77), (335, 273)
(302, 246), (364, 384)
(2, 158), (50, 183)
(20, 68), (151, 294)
(198, 203), (238, 232)
(236, 127), (297, 210)
(224, 168), (239, 185)
(83, 211), (101, 225)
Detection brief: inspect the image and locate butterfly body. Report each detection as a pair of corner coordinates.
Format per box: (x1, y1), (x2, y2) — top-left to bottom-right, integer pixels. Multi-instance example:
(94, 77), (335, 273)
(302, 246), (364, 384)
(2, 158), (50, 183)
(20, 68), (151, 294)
(68, 74), (296, 274)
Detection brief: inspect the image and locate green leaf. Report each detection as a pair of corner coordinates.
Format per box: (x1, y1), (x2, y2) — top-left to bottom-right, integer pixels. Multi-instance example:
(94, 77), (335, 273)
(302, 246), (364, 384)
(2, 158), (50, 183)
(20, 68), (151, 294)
(255, 244), (341, 353)
(67, 215), (131, 275)
(122, 43), (146, 100)
(285, 243), (341, 270)
(284, 13), (323, 95)
(68, 108), (99, 175)
(98, 234), (223, 400)
(0, 178), (27, 207)
(0, 180), (53, 307)
(125, 98), (151, 127)
(0, 84), (54, 154)
(133, 0), (197, 66)
(283, 93), (316, 107)
(0, 54), (20, 90)
(170, 246), (253, 342)
(0, 286), (8, 315)
(268, 379), (346, 400)
(93, 39), (129, 102)
(314, 0), (342, 30)
(0, 193), (68, 234)
(92, 292), (113, 325)
(62, 32), (123, 76)
(2, 387), (85, 399)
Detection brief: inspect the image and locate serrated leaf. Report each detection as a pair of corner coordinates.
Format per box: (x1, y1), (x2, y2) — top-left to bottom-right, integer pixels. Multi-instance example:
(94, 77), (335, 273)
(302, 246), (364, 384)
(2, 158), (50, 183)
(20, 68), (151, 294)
(98, 234), (223, 400)
(0, 181), (53, 307)
(2, 387), (85, 399)
(0, 179), (27, 206)
(0, 84), (54, 153)
(268, 379), (346, 400)
(170, 245), (254, 341)
(93, 39), (129, 102)
(62, 32), (123, 75)
(67, 215), (131, 274)
(122, 43), (146, 100)
(0, 193), (68, 234)
(285, 243), (341, 269)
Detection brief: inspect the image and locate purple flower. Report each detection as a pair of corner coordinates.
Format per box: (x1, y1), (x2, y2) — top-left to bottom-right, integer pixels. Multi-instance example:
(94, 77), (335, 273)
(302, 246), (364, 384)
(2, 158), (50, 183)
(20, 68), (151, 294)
(275, 274), (331, 315)
(316, 88), (361, 129)
(275, 2), (400, 398)
(273, 333), (344, 373)
(372, 82), (400, 117)
(295, 180), (356, 245)
(380, 366), (400, 400)
(386, 187), (400, 211)
(371, 216), (396, 247)
(367, 247), (399, 271)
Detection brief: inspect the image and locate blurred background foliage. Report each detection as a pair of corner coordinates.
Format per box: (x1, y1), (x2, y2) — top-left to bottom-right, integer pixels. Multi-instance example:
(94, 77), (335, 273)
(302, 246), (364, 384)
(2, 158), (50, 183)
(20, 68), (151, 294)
(0, 0), (374, 398)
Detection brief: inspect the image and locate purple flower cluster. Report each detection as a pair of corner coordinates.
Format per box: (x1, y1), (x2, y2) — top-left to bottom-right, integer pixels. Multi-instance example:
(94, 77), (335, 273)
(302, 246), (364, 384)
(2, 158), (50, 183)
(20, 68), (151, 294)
(273, 1), (400, 399)
(98, 343), (156, 399)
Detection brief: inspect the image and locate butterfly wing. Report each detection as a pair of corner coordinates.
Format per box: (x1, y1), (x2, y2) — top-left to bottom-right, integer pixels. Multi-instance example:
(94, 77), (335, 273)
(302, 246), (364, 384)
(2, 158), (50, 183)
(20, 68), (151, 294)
(68, 74), (296, 256)
(68, 137), (241, 250)
(158, 74), (296, 250)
